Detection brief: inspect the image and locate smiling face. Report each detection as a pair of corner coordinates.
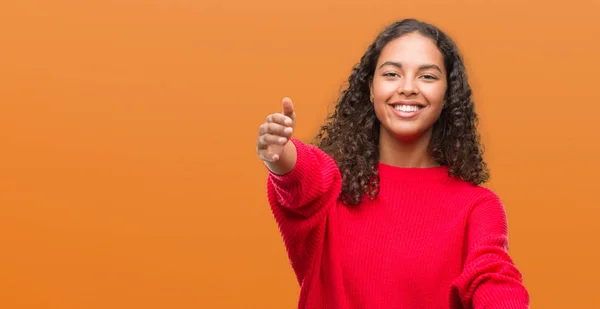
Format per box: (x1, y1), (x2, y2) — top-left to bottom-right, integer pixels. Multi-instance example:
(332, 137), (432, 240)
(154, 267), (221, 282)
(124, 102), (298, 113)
(370, 32), (448, 143)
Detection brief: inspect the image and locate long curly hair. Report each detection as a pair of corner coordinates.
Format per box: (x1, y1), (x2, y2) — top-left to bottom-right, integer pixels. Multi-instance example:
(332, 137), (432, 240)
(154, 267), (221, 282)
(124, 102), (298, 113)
(313, 18), (490, 206)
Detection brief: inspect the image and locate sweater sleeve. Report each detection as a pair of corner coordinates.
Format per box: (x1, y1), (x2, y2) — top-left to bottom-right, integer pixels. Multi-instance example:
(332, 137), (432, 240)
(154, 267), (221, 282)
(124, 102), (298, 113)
(266, 138), (342, 284)
(452, 190), (530, 309)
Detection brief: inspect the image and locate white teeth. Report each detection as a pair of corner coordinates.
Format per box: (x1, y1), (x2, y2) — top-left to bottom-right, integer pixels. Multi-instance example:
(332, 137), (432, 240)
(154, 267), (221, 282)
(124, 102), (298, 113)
(394, 105), (420, 112)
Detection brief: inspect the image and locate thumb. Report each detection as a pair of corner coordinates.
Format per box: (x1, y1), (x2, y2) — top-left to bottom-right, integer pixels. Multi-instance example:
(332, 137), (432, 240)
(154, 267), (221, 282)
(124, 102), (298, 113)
(282, 97), (295, 120)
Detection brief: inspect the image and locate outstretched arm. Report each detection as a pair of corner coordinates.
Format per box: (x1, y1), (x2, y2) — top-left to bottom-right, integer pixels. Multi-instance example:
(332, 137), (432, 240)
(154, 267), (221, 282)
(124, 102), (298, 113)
(257, 97), (342, 284)
(452, 191), (530, 309)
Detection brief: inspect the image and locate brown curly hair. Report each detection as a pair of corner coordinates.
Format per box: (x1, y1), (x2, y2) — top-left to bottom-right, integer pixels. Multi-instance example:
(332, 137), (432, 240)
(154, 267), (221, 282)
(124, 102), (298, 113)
(313, 18), (490, 206)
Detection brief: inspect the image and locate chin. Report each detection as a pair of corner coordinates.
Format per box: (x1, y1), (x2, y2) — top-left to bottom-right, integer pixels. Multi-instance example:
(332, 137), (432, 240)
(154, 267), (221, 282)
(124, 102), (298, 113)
(381, 126), (426, 143)
(393, 123), (427, 137)
(375, 111), (438, 144)
(393, 131), (424, 143)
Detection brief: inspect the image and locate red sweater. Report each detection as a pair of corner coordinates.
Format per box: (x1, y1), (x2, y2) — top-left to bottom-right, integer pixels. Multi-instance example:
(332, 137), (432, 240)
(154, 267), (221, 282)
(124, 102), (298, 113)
(266, 139), (529, 309)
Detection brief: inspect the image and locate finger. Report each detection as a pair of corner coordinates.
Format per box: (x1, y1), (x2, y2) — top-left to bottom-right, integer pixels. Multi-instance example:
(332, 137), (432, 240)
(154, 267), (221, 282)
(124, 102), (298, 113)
(257, 151), (279, 162)
(257, 134), (288, 149)
(260, 122), (293, 137)
(259, 123), (289, 136)
(282, 97), (295, 120)
(257, 148), (281, 162)
(265, 113), (293, 126)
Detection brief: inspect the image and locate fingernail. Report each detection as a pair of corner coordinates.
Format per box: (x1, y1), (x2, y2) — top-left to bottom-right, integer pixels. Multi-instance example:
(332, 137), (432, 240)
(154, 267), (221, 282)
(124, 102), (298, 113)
(279, 137), (286, 144)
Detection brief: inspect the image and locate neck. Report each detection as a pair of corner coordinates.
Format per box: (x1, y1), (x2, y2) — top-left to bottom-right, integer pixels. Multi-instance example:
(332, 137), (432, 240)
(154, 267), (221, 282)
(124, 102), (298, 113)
(378, 127), (439, 168)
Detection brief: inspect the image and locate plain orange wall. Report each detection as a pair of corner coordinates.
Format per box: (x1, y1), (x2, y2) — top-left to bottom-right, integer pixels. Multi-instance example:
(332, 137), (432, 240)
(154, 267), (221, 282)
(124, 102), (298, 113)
(1, 0), (599, 308)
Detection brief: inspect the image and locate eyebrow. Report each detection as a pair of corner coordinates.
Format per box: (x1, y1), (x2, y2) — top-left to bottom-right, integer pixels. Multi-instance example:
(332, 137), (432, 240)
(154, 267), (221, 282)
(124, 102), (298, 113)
(378, 61), (443, 73)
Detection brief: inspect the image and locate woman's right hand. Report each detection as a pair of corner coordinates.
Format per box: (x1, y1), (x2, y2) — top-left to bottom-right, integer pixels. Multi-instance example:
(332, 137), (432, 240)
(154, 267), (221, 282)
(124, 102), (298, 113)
(257, 97), (297, 174)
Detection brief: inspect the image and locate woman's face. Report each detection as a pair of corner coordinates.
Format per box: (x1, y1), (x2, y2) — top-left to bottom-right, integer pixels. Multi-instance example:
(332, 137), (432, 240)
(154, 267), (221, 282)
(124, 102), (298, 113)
(370, 32), (448, 143)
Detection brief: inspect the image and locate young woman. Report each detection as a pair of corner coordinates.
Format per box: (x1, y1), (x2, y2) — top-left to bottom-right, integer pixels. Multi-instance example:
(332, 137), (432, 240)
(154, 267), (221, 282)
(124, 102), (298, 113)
(256, 18), (529, 309)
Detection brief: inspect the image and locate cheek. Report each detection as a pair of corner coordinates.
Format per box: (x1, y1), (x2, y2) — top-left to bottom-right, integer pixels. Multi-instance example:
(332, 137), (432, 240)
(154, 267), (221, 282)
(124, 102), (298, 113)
(422, 84), (447, 108)
(372, 79), (398, 99)
(373, 101), (387, 120)
(373, 102), (392, 127)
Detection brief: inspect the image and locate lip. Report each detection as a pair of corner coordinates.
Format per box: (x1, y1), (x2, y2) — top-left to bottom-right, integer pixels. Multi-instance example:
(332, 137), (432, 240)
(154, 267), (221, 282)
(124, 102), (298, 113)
(387, 101), (427, 119)
(390, 100), (426, 107)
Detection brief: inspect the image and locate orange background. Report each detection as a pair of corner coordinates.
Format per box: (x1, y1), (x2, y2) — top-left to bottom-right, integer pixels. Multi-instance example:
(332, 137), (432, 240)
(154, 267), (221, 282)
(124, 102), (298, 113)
(1, 0), (599, 308)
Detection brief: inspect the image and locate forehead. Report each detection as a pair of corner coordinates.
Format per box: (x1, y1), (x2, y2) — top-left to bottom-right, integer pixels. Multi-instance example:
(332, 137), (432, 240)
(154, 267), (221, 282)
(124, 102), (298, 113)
(377, 33), (444, 68)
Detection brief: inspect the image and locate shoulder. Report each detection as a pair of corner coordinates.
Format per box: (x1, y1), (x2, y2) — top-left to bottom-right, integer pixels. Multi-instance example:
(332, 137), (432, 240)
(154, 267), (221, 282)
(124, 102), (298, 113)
(469, 185), (503, 206)
(291, 138), (328, 157)
(448, 176), (502, 201)
(446, 179), (506, 214)
(289, 138), (341, 174)
(458, 183), (508, 230)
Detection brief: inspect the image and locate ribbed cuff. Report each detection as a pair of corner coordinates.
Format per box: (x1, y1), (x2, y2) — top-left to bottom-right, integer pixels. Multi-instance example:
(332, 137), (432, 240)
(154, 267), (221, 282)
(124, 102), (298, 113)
(267, 138), (312, 188)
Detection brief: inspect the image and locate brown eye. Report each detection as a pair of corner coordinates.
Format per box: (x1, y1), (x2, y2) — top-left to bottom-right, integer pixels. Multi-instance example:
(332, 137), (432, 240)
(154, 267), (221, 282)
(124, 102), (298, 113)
(383, 72), (400, 77)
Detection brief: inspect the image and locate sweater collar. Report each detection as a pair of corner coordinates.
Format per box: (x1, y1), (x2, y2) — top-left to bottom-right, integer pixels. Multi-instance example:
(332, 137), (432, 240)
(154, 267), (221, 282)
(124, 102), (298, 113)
(377, 162), (452, 183)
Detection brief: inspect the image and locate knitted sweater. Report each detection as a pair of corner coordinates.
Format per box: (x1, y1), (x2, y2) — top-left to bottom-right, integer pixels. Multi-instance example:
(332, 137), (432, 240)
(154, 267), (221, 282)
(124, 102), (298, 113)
(266, 138), (529, 309)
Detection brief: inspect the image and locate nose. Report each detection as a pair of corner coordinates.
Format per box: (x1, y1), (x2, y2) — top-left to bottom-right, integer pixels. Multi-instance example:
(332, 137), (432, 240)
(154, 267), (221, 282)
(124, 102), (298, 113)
(397, 77), (418, 96)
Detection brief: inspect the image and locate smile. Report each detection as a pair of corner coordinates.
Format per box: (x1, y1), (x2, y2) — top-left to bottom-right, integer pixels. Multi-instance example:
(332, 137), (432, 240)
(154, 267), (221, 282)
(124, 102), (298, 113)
(394, 105), (421, 112)
(388, 104), (426, 119)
